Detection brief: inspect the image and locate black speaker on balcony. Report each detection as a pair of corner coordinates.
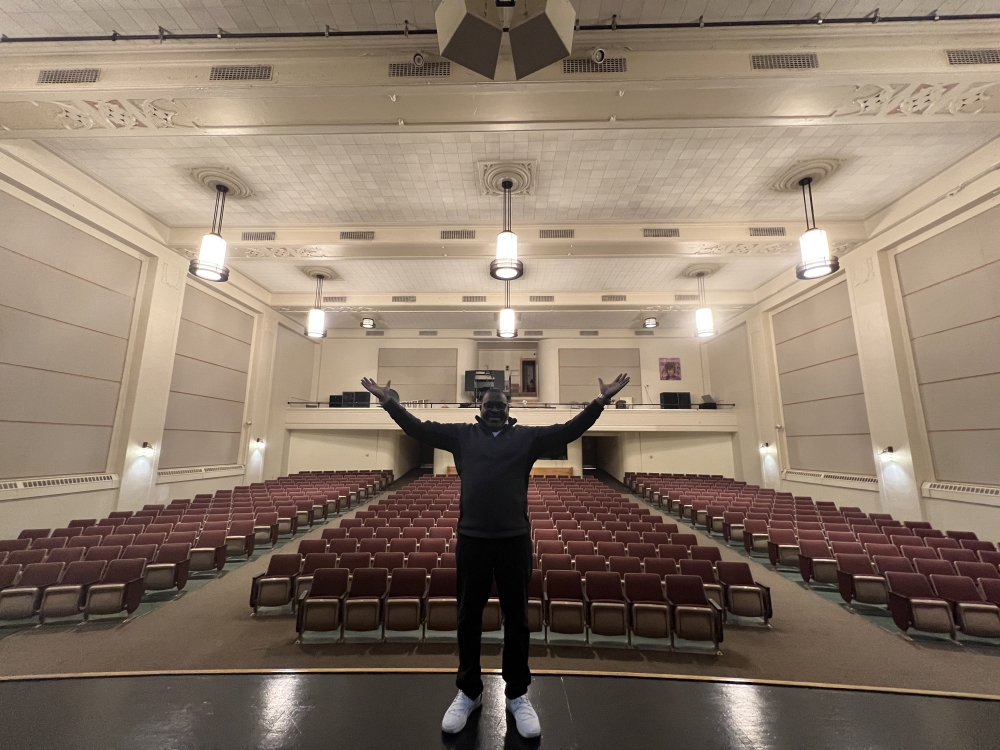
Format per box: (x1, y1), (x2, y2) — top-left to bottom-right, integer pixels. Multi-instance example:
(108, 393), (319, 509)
(329, 394), (343, 408)
(660, 391), (692, 409)
(354, 391), (371, 407)
(342, 391), (355, 408)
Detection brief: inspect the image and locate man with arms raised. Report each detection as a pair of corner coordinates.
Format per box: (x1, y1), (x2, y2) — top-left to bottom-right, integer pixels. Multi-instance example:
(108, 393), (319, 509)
(361, 373), (630, 738)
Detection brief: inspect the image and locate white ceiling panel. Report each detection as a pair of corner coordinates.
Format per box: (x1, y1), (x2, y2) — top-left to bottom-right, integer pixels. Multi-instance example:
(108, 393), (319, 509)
(44, 123), (998, 228)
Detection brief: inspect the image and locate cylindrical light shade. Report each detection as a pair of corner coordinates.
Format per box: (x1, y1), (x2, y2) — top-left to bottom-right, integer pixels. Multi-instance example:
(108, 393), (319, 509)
(360, 317), (375, 329)
(306, 308), (327, 338)
(497, 307), (517, 338)
(190, 233), (229, 282)
(796, 228), (840, 279)
(490, 231), (523, 280)
(695, 307), (715, 337)
(643, 317), (658, 328)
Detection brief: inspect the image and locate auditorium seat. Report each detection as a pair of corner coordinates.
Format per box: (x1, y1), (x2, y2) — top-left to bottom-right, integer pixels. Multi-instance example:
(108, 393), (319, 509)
(626, 543), (657, 563)
(657, 544), (689, 565)
(643, 557), (677, 580)
(190, 531), (227, 572)
(425, 568), (458, 635)
(665, 575), (723, 652)
(225, 521), (255, 560)
(251, 554), (301, 613)
(383, 568), (427, 636)
(373, 552), (406, 575)
(46, 547), (85, 565)
(0, 562), (64, 620)
(545, 570), (586, 641)
(679, 559), (723, 610)
(527, 569), (544, 633)
(296, 568), (349, 639)
(38, 560), (107, 622)
(145, 543), (191, 591)
(716, 562), (771, 623)
(766, 529), (799, 568)
(343, 567), (388, 635)
(584, 571), (628, 641)
(83, 559), (146, 618)
(624, 573), (670, 640)
(742, 520), (769, 555)
(122, 544), (158, 564)
(86, 546), (122, 563)
(886, 572), (955, 638)
(797, 540), (836, 585)
(296, 553), (340, 600)
(930, 575), (1000, 639)
(955, 562), (1000, 585)
(836, 554), (887, 605)
(913, 558), (955, 577)
(575, 554), (608, 577)
(405, 552), (438, 576)
(0, 565), (20, 593)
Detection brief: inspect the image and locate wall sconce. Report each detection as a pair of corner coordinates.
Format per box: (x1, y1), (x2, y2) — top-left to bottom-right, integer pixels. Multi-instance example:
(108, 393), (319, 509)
(879, 446), (895, 463)
(254, 437), (265, 448)
(140, 442), (155, 457)
(759, 442), (770, 454)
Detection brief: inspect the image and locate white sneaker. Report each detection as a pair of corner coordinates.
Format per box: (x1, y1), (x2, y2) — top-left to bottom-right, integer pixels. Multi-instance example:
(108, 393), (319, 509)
(441, 690), (482, 734)
(506, 695), (541, 738)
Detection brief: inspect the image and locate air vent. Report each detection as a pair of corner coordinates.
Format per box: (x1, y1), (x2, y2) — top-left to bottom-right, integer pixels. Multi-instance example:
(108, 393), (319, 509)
(418, 330), (438, 336)
(441, 229), (475, 240)
(530, 295), (555, 303)
(947, 49), (1000, 65)
(751, 53), (818, 70)
(539, 229), (574, 239)
(602, 295), (627, 302)
(241, 231), (276, 242)
(635, 330), (654, 336)
(563, 57), (627, 74)
(37, 68), (100, 84)
(0, 481), (17, 490)
(340, 231), (375, 241)
(643, 228), (680, 238)
(675, 294), (699, 301)
(210, 64), (272, 81)
(323, 296), (347, 303)
(389, 61), (451, 77)
(926, 481), (1000, 497)
(462, 295), (487, 303)
(204, 464), (244, 473)
(749, 227), (786, 237)
(392, 295), (417, 303)
(21, 474), (114, 489)
(366, 330), (385, 336)
(524, 330), (543, 337)
(579, 330), (599, 336)
(473, 330), (493, 337)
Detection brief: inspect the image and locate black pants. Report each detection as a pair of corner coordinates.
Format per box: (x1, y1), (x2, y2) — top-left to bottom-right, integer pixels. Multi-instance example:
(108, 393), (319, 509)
(455, 533), (532, 700)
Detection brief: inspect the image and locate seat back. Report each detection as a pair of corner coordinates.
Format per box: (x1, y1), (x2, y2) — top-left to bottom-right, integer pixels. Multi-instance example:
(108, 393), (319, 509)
(348, 567), (388, 598)
(196, 530), (227, 548)
(303, 553), (340, 574)
(328, 539), (359, 556)
(670, 534), (698, 549)
(609, 556), (642, 576)
(309, 568), (349, 598)
(929, 574), (983, 603)
(665, 574), (709, 606)
(595, 541), (625, 558)
(18, 562), (64, 587)
(626, 543), (657, 561)
(102, 558), (146, 583)
(866, 543), (900, 558)
(716, 561), (756, 586)
(0, 564), (20, 589)
(585, 571), (625, 601)
(61, 560), (107, 586)
(798, 540), (833, 559)
(85, 546), (122, 562)
(679, 559), (717, 584)
(388, 567), (426, 597)
(768, 529), (797, 545)
(913, 558), (954, 577)
(955, 562), (1000, 581)
(885, 571), (935, 597)
(873, 556), (914, 574)
(298, 540), (328, 556)
(643, 557), (677, 579)
(338, 552), (371, 573)
(373, 552), (406, 573)
(46, 547), (86, 565)
(546, 570), (583, 600)
(624, 573), (666, 603)
(657, 544), (690, 563)
(406, 552), (439, 574)
(574, 555), (607, 576)
(903, 546), (938, 562)
(428, 567), (457, 597)
(122, 544), (158, 562)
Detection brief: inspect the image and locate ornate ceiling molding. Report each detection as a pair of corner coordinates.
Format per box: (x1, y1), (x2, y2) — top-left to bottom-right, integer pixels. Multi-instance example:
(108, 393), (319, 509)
(38, 97), (195, 131)
(833, 82), (998, 119)
(477, 161), (536, 195)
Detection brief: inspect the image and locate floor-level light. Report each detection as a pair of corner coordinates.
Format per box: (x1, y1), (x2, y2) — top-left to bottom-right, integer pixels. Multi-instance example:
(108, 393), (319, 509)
(189, 185), (230, 282)
(491, 179), (523, 281)
(796, 177), (840, 280)
(695, 272), (715, 338)
(305, 270), (331, 338)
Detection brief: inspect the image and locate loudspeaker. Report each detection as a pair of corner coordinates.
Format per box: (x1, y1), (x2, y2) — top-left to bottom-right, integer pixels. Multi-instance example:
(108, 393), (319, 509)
(660, 392), (692, 409)
(678, 392), (692, 409)
(435, 0), (504, 79)
(329, 395), (343, 408)
(341, 391), (355, 408)
(354, 391), (371, 407)
(508, 0), (577, 79)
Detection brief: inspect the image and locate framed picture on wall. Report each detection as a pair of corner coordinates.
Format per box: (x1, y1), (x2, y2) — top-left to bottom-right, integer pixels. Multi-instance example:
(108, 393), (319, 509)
(658, 358), (682, 380)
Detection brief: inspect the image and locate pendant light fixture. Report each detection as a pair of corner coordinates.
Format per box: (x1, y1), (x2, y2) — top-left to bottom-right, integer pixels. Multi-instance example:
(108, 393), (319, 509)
(497, 280), (517, 338)
(189, 184), (231, 282)
(694, 271), (715, 338)
(643, 317), (658, 329)
(491, 179), (523, 281)
(305, 270), (331, 338)
(360, 317), (376, 329)
(796, 176), (839, 280)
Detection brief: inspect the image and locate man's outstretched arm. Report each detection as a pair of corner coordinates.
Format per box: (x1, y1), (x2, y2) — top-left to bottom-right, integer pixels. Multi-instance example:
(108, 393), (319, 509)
(361, 377), (460, 452)
(530, 374), (630, 452)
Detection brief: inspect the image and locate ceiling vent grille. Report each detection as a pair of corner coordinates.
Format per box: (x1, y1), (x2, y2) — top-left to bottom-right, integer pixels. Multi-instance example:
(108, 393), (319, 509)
(323, 296), (347, 303)
(563, 57), (627, 74)
(540, 229), (574, 238)
(643, 228), (680, 238)
(21, 473), (114, 489)
(602, 294), (627, 302)
(947, 49), (1000, 65)
(241, 230), (275, 242)
(340, 231), (375, 241)
(751, 53), (818, 70)
(389, 61), (451, 77)
(419, 330), (438, 336)
(462, 295), (487, 303)
(927, 481), (1000, 496)
(0, 481), (17, 491)
(37, 68), (100, 84)
(210, 64), (272, 81)
(634, 330), (654, 336)
(530, 295), (555, 303)
(675, 294), (699, 301)
(749, 226), (786, 237)
(366, 330), (385, 336)
(441, 229), (475, 239)
(579, 330), (599, 336)
(524, 330), (544, 337)
(473, 330), (493, 336)
(392, 295), (417, 303)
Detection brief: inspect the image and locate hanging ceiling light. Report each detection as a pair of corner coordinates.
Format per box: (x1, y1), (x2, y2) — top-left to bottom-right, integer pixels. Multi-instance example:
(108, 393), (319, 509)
(796, 176), (840, 280)
(497, 280), (517, 339)
(490, 179), (523, 281)
(695, 272), (715, 338)
(643, 317), (658, 329)
(305, 270), (330, 338)
(189, 184), (230, 282)
(360, 317), (376, 329)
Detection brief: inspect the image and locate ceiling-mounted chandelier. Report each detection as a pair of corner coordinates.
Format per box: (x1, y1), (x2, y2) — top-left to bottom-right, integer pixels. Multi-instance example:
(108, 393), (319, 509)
(796, 176), (840, 280)
(497, 280), (517, 339)
(190, 184), (230, 282)
(305, 270), (331, 338)
(491, 178), (523, 281)
(695, 271), (715, 338)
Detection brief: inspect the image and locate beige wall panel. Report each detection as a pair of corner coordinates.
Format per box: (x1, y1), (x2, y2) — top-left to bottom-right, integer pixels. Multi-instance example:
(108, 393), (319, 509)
(925, 496), (1000, 546)
(0, 191), (141, 297)
(0, 248), (135, 339)
(0, 422), (112, 479)
(772, 282), (851, 344)
(162, 391), (245, 433)
(706, 324), (761, 484)
(275, 328), (315, 402)
(0, 488), (118, 539)
(379, 348), (458, 367)
(377, 366), (458, 386)
(287, 430), (419, 477)
(618, 431), (736, 477)
(909, 317), (1000, 385)
(0, 305), (129, 382)
(159, 429), (241, 469)
(783, 394), (872, 438)
(182, 286), (255, 344)
(0, 363), (121, 426)
(775, 318), (859, 375)
(927, 430), (1000, 486)
(902, 261), (1000, 339)
(391, 384), (457, 403)
(558, 366), (642, 387)
(169, 355), (249, 403)
(920, 374), (1000, 432)
(559, 384), (642, 403)
(559, 348), (641, 368)
(895, 206), (1000, 294)
(778, 355), (866, 405)
(786, 435), (877, 476)
(174, 319), (252, 373)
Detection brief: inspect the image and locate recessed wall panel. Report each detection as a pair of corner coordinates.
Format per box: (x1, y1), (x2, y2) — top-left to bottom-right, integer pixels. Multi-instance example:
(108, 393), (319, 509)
(377, 348), (457, 403)
(558, 348), (642, 403)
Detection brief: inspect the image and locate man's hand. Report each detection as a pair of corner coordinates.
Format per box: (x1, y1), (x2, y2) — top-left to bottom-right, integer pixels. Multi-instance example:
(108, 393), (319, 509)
(361, 377), (393, 404)
(598, 373), (630, 404)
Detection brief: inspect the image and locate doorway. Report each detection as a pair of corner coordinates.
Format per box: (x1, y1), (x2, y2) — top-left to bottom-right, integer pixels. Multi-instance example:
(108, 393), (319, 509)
(520, 358), (537, 396)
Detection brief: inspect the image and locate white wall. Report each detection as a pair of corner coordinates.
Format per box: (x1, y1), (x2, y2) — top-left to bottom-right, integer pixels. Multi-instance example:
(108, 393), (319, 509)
(287, 430), (419, 478)
(705, 324), (761, 484)
(0, 489), (119, 539)
(264, 324), (317, 479)
(594, 431), (734, 480)
(434, 438), (584, 476)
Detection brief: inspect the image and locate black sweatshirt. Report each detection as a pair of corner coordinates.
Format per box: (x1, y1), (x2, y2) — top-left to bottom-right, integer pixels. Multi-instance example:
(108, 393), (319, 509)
(381, 398), (607, 538)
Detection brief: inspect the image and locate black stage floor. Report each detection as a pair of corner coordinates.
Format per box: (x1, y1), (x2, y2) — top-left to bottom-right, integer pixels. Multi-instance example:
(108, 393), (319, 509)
(1, 671), (997, 749)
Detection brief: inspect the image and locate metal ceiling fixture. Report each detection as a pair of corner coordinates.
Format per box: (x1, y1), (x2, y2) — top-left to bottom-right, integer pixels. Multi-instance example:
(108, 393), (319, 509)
(643, 317), (658, 328)
(695, 272), (715, 338)
(190, 184), (230, 282)
(497, 280), (517, 339)
(796, 176), (840, 280)
(491, 178), (523, 281)
(360, 317), (376, 329)
(305, 269), (332, 338)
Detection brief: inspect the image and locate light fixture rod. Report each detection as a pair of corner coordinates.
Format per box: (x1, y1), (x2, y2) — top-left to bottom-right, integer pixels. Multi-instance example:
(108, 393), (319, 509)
(697, 272), (706, 306)
(314, 274), (324, 310)
(212, 184), (229, 234)
(502, 178), (512, 233)
(800, 177), (817, 231)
